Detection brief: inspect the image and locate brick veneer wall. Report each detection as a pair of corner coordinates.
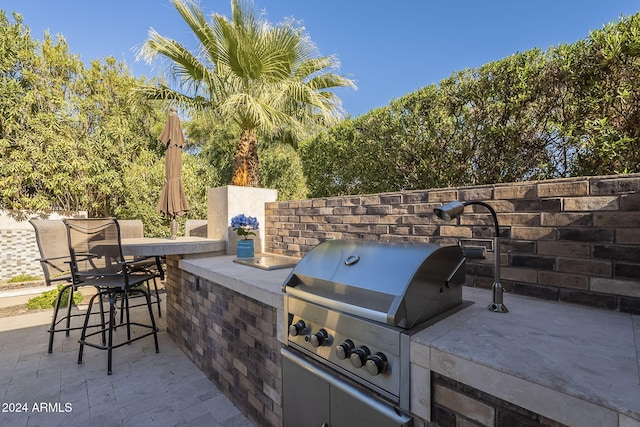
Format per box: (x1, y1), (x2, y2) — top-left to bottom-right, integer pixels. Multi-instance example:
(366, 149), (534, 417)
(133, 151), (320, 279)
(0, 229), (41, 280)
(164, 256), (282, 427)
(0, 211), (86, 281)
(265, 174), (640, 313)
(431, 373), (567, 427)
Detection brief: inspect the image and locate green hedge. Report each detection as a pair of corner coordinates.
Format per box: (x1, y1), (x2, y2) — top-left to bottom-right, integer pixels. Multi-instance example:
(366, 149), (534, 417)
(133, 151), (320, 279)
(300, 14), (640, 197)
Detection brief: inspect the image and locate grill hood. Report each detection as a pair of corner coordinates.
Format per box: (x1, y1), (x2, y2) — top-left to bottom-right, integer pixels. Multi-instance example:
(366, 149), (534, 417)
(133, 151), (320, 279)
(283, 239), (466, 328)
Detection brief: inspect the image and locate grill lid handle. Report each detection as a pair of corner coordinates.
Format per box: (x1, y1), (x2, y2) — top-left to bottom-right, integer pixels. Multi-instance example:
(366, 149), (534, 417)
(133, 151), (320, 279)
(445, 256), (466, 288)
(344, 254), (360, 266)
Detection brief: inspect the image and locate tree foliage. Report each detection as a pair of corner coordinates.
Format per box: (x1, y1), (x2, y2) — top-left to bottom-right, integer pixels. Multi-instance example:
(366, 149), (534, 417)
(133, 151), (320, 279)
(0, 11), (214, 235)
(565, 15), (640, 175)
(185, 112), (308, 200)
(2, 8), (638, 219)
(301, 13), (640, 197)
(136, 0), (355, 187)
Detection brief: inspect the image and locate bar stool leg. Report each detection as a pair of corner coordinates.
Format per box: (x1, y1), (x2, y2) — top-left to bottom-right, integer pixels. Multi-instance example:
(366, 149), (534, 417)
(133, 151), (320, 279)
(64, 286), (74, 336)
(78, 291), (101, 365)
(98, 289), (107, 346)
(107, 291), (117, 375)
(142, 288), (160, 353)
(47, 284), (73, 354)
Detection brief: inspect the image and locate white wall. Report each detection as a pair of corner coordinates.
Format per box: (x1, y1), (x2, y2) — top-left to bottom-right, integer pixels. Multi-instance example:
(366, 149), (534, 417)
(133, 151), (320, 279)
(207, 186), (277, 255)
(0, 210), (86, 281)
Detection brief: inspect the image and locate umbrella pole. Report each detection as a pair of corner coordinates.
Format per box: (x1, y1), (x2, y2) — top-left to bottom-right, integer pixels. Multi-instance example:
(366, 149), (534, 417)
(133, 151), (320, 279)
(170, 217), (178, 240)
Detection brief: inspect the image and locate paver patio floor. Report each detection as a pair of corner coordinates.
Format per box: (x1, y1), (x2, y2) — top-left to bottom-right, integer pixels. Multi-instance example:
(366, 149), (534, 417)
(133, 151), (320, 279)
(0, 297), (254, 427)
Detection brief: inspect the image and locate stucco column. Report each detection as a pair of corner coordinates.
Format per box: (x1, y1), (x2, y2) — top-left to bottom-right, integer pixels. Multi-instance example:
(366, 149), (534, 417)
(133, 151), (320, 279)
(207, 185), (277, 255)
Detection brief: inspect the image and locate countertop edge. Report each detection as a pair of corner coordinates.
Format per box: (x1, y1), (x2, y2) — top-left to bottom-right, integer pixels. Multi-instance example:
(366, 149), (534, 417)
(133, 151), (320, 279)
(178, 255), (288, 310)
(410, 287), (640, 426)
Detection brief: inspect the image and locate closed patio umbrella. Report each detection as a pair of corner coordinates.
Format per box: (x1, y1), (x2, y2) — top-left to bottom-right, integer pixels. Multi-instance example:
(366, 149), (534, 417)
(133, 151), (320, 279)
(157, 106), (189, 239)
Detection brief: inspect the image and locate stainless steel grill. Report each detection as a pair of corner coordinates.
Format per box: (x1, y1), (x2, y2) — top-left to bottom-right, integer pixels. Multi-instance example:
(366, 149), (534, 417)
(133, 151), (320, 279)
(281, 239), (466, 426)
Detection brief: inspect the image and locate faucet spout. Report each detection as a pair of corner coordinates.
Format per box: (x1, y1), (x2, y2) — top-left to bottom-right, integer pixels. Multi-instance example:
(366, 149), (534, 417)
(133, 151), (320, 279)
(435, 200), (508, 313)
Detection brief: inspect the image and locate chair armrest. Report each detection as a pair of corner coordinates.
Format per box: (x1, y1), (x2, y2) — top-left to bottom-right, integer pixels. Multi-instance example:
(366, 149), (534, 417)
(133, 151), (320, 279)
(36, 255), (70, 263)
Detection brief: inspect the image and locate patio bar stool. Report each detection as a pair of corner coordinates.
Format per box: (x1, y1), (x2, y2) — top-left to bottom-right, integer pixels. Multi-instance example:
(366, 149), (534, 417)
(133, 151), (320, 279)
(117, 219), (164, 318)
(30, 219), (106, 354)
(65, 218), (159, 375)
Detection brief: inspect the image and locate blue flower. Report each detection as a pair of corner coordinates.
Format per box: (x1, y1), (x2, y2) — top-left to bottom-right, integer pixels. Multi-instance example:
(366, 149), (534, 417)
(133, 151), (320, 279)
(231, 214), (259, 239)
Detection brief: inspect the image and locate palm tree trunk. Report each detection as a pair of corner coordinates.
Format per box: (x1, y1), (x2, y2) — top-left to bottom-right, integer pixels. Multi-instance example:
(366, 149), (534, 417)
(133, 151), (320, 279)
(232, 129), (259, 187)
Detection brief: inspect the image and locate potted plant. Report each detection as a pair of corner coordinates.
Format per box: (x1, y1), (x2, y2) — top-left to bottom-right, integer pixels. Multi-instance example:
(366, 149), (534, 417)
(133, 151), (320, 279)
(231, 214), (259, 258)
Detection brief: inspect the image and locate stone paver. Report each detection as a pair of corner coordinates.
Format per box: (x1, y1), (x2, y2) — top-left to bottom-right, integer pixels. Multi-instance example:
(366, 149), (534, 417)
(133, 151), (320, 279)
(0, 299), (254, 427)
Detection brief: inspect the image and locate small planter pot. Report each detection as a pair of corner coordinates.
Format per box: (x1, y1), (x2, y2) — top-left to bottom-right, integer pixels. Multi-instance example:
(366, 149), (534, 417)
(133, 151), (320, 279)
(237, 239), (255, 258)
(227, 226), (261, 255)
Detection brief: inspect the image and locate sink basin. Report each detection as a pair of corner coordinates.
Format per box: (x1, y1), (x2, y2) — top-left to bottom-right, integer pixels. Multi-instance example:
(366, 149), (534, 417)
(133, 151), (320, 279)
(233, 254), (299, 271)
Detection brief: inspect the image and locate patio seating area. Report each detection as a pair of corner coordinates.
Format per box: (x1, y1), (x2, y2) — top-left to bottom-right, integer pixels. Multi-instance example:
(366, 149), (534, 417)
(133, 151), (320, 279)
(0, 294), (254, 427)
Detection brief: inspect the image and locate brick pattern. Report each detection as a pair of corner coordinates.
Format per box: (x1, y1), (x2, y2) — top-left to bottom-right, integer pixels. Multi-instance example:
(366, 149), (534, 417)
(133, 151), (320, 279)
(164, 256), (282, 427)
(432, 373), (568, 427)
(265, 174), (640, 313)
(0, 229), (42, 280)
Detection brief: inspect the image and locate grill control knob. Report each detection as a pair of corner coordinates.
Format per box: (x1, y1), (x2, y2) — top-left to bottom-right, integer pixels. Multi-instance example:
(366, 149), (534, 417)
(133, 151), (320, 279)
(309, 329), (330, 347)
(288, 320), (307, 337)
(350, 346), (371, 368)
(335, 339), (355, 360)
(365, 352), (389, 376)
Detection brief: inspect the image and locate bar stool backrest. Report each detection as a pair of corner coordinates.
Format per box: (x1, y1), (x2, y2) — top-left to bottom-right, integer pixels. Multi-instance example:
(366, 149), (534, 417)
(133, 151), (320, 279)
(64, 218), (124, 280)
(114, 219), (164, 316)
(118, 219), (145, 239)
(29, 219), (72, 286)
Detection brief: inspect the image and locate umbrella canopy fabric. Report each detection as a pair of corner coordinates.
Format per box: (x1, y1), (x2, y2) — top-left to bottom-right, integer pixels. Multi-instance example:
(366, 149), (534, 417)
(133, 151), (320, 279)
(157, 106), (189, 219)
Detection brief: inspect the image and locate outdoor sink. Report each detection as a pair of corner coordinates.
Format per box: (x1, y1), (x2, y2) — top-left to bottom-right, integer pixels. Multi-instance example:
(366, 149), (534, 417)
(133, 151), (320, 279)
(233, 254), (299, 271)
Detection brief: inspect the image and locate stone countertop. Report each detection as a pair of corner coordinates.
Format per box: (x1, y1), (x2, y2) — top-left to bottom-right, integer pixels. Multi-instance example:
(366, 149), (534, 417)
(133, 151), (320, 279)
(178, 255), (290, 311)
(176, 256), (640, 427)
(412, 287), (640, 427)
(122, 236), (225, 257)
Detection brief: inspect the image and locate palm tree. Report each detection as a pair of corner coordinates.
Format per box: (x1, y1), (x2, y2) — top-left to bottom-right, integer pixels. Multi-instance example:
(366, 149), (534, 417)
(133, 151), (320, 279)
(136, 0), (356, 187)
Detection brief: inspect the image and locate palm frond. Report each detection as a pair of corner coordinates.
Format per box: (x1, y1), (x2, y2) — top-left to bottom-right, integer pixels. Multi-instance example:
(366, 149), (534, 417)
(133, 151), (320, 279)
(130, 83), (212, 112)
(308, 72), (357, 92)
(139, 0), (357, 148)
(139, 29), (208, 83)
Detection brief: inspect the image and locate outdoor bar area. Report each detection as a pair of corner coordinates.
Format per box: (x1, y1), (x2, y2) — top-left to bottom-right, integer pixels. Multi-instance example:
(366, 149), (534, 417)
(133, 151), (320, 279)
(4, 2), (640, 426)
(160, 177), (640, 427)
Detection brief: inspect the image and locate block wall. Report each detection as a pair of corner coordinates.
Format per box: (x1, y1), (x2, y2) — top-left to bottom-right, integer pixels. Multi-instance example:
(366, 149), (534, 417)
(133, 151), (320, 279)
(265, 174), (640, 313)
(431, 373), (567, 427)
(0, 229), (41, 281)
(164, 256), (282, 427)
(0, 210), (86, 282)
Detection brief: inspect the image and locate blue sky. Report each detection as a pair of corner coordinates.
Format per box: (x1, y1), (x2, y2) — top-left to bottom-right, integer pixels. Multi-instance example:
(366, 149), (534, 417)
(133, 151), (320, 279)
(3, 0), (638, 117)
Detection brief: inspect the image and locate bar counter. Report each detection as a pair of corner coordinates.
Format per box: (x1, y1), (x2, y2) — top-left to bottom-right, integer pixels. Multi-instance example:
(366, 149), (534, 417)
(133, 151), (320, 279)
(170, 255), (639, 427)
(120, 236), (225, 257)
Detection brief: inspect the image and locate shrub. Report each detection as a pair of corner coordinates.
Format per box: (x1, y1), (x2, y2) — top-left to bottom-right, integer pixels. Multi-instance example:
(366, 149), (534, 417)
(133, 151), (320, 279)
(8, 274), (41, 283)
(26, 285), (83, 310)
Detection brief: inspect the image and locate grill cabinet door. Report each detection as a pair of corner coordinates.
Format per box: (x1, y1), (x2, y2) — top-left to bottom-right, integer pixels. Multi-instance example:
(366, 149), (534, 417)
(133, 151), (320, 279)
(283, 354), (330, 426)
(330, 386), (412, 427)
(282, 349), (412, 427)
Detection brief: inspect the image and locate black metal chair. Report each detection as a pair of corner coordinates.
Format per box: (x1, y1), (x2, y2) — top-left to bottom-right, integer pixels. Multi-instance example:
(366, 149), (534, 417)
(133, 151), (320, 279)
(30, 219), (105, 354)
(64, 218), (159, 375)
(117, 219), (164, 318)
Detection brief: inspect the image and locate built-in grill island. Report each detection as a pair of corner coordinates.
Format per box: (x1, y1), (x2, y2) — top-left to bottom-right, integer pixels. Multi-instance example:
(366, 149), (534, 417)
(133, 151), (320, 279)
(282, 239), (467, 427)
